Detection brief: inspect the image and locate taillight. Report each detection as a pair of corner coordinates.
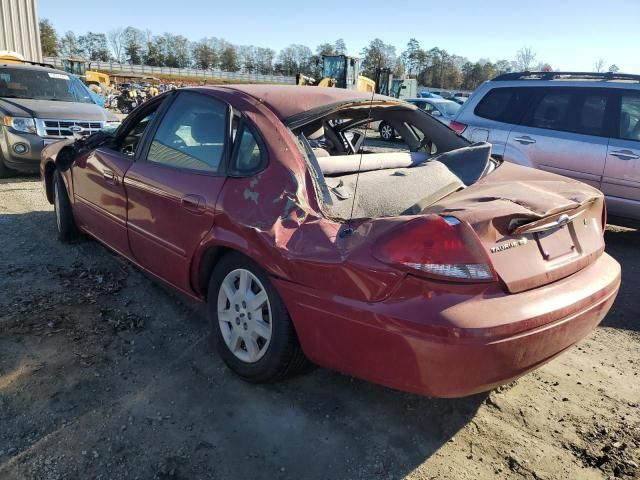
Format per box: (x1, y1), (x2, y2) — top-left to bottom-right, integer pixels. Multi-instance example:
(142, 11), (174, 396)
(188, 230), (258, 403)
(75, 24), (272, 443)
(373, 215), (497, 282)
(449, 120), (467, 135)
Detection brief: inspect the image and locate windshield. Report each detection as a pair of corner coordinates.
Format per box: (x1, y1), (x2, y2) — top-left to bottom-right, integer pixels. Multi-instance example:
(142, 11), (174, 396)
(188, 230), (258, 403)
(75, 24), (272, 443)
(0, 67), (96, 104)
(438, 101), (461, 116)
(322, 57), (345, 80)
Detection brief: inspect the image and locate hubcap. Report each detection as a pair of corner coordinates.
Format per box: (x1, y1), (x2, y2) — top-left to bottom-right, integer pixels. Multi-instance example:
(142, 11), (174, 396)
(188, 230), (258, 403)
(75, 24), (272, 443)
(381, 124), (393, 139)
(54, 181), (62, 232)
(217, 268), (272, 363)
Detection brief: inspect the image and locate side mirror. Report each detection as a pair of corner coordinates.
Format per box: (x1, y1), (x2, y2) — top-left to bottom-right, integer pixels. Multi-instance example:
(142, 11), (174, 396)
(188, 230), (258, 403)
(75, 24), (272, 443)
(431, 110), (442, 117)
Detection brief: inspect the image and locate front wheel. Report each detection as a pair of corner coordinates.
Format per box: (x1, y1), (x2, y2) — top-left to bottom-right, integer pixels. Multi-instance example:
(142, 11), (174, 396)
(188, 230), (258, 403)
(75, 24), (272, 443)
(53, 170), (79, 242)
(208, 253), (307, 383)
(0, 154), (14, 178)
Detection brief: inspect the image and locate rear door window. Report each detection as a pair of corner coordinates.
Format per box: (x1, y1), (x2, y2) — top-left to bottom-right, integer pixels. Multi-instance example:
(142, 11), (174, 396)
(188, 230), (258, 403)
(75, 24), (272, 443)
(529, 91), (572, 131)
(474, 87), (532, 124)
(523, 88), (609, 137)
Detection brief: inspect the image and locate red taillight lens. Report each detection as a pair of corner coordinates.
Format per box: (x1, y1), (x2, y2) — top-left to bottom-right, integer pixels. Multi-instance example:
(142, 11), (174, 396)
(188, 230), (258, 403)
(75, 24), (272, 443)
(373, 216), (497, 282)
(449, 120), (467, 135)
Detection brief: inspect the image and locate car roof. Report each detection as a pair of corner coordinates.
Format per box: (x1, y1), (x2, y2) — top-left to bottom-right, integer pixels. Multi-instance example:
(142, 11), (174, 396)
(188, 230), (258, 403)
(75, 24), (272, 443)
(406, 97), (455, 104)
(0, 62), (60, 74)
(189, 85), (391, 120)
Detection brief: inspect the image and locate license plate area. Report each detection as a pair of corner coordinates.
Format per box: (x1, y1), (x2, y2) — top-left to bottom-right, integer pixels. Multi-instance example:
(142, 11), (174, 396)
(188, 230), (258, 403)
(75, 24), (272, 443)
(534, 225), (576, 260)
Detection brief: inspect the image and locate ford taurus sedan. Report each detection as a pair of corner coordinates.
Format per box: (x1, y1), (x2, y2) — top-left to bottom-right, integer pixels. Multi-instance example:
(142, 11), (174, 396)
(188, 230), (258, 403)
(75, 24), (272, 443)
(41, 85), (621, 397)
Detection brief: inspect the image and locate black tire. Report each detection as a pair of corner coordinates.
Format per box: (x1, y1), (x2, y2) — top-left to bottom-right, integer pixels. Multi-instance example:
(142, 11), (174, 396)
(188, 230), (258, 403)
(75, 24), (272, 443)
(0, 154), (14, 178)
(53, 170), (79, 243)
(379, 121), (395, 141)
(208, 252), (307, 383)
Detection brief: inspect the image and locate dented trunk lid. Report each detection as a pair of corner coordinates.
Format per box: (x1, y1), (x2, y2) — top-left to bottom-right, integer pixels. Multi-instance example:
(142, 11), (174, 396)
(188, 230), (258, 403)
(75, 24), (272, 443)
(425, 162), (605, 293)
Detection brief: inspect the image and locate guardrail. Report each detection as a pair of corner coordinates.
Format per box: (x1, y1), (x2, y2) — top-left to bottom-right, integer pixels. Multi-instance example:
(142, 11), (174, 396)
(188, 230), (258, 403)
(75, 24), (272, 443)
(43, 57), (296, 84)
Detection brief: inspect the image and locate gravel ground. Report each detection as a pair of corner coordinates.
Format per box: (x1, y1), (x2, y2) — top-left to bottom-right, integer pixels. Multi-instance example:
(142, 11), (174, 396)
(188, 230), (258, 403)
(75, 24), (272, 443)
(0, 175), (638, 480)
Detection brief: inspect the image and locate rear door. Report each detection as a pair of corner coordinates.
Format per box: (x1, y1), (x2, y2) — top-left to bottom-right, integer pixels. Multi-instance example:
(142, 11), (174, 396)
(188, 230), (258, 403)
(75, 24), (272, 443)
(602, 90), (640, 220)
(505, 87), (611, 189)
(461, 86), (532, 156)
(71, 97), (166, 256)
(124, 91), (229, 293)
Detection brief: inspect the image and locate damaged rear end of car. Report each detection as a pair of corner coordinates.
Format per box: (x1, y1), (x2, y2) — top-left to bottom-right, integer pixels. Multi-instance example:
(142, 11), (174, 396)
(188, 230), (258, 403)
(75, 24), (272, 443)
(282, 95), (620, 397)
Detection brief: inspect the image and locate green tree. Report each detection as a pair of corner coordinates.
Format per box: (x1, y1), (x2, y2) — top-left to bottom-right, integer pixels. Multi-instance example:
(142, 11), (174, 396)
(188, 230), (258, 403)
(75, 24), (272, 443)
(360, 38), (396, 77)
(39, 19), (58, 57)
(219, 46), (240, 72)
(334, 38), (347, 55)
(123, 27), (144, 64)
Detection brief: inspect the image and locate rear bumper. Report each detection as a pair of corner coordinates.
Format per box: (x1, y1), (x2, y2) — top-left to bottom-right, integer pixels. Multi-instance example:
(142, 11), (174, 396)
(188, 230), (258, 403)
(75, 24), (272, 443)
(274, 253), (620, 397)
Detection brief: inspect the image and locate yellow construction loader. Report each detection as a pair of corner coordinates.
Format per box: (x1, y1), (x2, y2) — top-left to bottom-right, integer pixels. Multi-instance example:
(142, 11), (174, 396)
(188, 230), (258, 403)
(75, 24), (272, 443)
(296, 55), (375, 93)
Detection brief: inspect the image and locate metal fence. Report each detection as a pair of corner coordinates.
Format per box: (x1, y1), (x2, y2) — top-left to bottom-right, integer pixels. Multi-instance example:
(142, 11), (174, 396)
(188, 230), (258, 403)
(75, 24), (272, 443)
(43, 57), (295, 84)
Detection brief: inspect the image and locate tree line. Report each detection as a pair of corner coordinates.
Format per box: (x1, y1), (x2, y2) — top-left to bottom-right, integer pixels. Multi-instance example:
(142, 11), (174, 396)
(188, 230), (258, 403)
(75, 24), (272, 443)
(40, 19), (559, 89)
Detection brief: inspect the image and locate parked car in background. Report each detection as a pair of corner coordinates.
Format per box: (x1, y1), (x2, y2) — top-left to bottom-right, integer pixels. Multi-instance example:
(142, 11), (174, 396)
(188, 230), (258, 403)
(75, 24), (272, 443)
(418, 91), (444, 99)
(0, 61), (120, 176)
(452, 71), (640, 222)
(379, 97), (461, 140)
(41, 85), (619, 398)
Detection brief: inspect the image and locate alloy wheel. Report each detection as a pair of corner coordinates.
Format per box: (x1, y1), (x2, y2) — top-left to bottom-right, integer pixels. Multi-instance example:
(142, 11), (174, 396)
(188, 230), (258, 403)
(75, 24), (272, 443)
(380, 124), (394, 140)
(217, 268), (273, 363)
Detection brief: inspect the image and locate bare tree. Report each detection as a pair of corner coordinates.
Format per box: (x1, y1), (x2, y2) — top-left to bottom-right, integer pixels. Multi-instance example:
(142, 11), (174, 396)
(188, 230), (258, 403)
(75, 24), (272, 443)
(594, 58), (605, 72)
(107, 28), (125, 62)
(515, 46), (536, 71)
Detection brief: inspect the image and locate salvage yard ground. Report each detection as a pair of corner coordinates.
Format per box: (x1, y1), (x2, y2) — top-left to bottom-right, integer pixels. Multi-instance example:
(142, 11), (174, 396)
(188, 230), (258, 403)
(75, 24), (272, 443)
(0, 176), (638, 480)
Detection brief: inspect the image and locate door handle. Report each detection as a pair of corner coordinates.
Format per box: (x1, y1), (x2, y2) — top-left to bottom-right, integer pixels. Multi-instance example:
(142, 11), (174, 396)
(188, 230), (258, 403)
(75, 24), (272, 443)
(181, 194), (205, 213)
(609, 150), (640, 161)
(513, 136), (536, 145)
(103, 170), (118, 185)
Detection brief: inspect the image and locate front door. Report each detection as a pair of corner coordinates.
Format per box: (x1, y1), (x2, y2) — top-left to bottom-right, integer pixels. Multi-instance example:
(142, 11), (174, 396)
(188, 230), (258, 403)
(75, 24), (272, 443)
(124, 91), (229, 293)
(602, 90), (640, 220)
(71, 100), (165, 256)
(505, 87), (610, 189)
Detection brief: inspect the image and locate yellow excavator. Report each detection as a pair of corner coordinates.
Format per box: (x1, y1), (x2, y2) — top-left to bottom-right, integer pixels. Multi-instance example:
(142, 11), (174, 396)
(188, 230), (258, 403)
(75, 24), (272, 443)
(297, 55), (375, 93)
(62, 58), (111, 92)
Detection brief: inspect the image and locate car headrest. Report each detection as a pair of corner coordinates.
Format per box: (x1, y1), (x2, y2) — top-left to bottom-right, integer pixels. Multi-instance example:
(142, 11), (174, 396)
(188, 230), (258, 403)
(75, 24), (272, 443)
(190, 113), (225, 144)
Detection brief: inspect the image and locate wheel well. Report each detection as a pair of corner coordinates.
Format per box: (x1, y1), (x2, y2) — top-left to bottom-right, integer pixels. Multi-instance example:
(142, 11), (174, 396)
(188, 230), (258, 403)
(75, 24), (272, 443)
(44, 161), (56, 204)
(197, 246), (236, 300)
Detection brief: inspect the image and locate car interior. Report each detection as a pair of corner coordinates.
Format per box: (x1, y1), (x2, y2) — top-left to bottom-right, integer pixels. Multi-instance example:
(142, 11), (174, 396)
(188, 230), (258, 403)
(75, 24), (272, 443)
(293, 102), (496, 219)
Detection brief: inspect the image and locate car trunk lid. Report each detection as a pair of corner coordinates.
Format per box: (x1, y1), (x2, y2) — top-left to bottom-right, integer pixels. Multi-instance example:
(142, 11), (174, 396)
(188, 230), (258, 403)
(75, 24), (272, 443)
(425, 162), (605, 293)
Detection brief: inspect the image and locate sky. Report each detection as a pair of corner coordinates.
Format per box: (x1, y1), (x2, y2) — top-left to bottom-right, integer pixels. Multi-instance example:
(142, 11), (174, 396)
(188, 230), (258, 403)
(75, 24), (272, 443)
(39, 0), (640, 72)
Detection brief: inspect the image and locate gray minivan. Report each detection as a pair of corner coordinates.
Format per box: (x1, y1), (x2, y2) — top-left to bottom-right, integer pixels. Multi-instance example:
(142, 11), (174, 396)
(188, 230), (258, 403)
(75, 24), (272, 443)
(452, 72), (640, 222)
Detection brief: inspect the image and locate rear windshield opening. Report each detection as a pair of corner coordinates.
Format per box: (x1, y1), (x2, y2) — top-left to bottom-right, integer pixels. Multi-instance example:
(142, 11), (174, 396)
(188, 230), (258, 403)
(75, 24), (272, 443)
(292, 103), (496, 221)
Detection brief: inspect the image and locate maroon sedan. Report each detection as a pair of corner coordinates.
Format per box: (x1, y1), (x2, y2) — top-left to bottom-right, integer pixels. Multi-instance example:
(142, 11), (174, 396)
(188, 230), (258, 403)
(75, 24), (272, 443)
(41, 85), (621, 397)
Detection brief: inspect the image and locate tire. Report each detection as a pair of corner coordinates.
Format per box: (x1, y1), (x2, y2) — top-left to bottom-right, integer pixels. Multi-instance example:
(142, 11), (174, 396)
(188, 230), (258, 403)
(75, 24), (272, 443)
(379, 122), (395, 141)
(0, 154), (14, 178)
(208, 252), (307, 383)
(53, 170), (79, 243)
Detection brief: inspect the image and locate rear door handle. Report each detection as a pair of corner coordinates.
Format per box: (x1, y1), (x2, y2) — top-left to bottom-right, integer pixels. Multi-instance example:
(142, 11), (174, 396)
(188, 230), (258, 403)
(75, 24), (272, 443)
(181, 194), (205, 213)
(103, 170), (118, 185)
(610, 149), (640, 160)
(513, 136), (536, 145)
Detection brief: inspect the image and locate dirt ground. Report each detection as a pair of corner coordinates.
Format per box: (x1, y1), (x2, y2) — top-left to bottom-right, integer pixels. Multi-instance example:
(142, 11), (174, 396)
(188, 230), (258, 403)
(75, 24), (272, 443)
(0, 175), (638, 480)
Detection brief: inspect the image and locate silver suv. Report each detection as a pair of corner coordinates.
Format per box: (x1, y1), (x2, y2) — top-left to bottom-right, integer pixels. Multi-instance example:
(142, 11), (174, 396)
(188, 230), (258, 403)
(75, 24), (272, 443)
(452, 72), (640, 222)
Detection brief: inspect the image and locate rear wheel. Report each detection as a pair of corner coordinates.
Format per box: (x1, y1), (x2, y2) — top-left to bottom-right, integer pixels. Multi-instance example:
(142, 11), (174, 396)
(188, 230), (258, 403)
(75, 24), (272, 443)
(208, 253), (307, 383)
(53, 170), (79, 242)
(379, 122), (395, 141)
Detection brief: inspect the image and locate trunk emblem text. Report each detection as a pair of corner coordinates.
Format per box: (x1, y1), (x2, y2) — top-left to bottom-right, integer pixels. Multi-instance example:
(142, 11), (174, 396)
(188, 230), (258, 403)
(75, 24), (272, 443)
(491, 238), (528, 253)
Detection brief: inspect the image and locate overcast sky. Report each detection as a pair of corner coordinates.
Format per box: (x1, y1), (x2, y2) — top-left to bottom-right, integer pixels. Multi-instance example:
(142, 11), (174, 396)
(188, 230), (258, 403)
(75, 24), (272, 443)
(39, 0), (640, 72)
